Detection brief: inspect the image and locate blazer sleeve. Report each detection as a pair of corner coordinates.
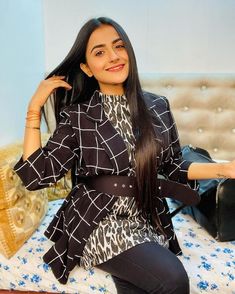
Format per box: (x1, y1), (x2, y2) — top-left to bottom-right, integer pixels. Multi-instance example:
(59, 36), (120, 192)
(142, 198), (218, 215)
(14, 109), (79, 191)
(158, 98), (197, 190)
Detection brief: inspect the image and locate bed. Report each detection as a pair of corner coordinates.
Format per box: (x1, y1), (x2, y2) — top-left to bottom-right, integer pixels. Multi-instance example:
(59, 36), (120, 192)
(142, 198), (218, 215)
(1, 74), (235, 293)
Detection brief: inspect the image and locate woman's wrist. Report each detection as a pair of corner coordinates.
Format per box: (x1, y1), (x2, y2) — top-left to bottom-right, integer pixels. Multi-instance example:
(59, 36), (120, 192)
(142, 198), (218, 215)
(215, 163), (228, 178)
(25, 107), (41, 129)
(27, 102), (41, 112)
(223, 162), (234, 178)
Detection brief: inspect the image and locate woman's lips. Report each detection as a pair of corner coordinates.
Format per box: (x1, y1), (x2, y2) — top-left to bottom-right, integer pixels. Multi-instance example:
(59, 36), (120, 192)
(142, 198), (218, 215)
(106, 64), (125, 72)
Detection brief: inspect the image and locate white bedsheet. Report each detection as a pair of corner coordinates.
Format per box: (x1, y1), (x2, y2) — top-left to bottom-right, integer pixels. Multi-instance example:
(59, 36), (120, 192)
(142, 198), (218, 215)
(0, 199), (234, 293)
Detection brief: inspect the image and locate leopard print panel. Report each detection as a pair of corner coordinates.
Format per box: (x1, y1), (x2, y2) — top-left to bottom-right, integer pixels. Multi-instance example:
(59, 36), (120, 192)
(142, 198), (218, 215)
(80, 93), (168, 270)
(101, 93), (136, 175)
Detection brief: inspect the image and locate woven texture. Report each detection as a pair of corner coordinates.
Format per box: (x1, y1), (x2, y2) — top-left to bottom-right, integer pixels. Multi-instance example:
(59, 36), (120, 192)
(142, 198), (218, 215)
(0, 142), (48, 258)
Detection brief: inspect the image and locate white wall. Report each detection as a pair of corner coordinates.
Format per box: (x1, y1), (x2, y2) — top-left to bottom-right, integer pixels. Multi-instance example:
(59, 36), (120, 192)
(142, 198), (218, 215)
(43, 0), (235, 74)
(0, 0), (45, 146)
(1, 0), (235, 146)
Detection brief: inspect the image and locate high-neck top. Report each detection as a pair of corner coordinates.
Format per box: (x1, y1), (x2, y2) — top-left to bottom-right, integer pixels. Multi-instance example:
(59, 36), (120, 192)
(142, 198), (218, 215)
(98, 91), (127, 103)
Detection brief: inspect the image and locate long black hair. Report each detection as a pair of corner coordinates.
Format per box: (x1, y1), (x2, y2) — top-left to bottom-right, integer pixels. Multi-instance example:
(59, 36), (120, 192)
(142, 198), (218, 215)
(44, 17), (163, 232)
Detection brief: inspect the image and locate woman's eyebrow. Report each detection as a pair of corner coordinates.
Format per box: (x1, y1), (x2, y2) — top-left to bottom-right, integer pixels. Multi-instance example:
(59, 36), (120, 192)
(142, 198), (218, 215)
(113, 37), (122, 44)
(90, 38), (123, 53)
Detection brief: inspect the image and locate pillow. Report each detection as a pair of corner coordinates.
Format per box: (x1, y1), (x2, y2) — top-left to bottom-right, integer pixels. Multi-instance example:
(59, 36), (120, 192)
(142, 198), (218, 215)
(0, 142), (48, 259)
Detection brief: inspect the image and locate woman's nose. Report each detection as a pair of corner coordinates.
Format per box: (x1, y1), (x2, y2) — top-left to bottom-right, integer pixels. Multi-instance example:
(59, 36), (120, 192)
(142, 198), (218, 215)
(108, 49), (119, 62)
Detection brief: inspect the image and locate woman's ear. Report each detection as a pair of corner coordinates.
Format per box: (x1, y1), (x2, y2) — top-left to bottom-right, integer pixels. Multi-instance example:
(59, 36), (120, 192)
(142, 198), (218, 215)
(80, 63), (93, 77)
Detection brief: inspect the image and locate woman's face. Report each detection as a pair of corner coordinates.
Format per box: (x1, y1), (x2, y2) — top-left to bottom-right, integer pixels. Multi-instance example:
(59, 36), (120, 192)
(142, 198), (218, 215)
(80, 24), (129, 95)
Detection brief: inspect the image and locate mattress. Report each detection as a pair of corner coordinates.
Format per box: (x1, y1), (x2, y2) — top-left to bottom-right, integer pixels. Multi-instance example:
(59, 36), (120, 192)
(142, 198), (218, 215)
(0, 199), (234, 293)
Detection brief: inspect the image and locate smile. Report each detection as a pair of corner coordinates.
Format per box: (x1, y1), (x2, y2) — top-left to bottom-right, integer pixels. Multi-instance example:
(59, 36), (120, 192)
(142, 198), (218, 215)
(106, 64), (125, 72)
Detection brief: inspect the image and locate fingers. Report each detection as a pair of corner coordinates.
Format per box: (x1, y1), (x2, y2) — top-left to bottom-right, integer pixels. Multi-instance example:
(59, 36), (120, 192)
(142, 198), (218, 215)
(30, 75), (72, 109)
(54, 80), (72, 90)
(50, 75), (66, 80)
(46, 76), (72, 90)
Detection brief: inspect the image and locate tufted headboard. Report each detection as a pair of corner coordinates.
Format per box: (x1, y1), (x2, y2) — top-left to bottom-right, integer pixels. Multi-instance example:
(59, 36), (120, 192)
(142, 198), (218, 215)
(140, 74), (235, 161)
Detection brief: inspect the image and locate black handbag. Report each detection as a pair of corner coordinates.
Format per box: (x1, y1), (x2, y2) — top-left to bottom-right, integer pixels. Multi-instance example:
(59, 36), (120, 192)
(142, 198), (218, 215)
(181, 145), (235, 242)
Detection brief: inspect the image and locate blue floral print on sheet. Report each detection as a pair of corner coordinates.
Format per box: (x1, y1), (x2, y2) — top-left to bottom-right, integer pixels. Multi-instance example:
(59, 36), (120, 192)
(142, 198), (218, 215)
(168, 199), (235, 293)
(0, 199), (234, 293)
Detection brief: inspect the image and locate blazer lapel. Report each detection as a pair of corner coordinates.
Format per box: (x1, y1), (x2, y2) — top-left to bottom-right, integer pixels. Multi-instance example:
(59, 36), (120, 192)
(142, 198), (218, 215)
(84, 91), (130, 174)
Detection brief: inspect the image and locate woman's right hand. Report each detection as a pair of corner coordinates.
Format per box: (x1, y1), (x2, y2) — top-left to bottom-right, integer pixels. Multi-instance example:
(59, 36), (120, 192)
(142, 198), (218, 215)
(28, 76), (72, 111)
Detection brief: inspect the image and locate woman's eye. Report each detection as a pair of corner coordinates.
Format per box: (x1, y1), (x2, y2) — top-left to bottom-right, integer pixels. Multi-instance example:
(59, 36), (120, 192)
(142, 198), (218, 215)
(116, 44), (125, 49)
(95, 51), (104, 56)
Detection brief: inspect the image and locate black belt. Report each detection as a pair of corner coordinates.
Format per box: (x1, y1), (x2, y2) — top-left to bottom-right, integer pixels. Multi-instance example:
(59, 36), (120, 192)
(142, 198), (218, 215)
(78, 175), (200, 206)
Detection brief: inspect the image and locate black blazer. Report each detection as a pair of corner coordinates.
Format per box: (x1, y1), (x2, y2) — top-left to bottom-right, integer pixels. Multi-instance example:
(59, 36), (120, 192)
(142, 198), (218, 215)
(14, 90), (198, 284)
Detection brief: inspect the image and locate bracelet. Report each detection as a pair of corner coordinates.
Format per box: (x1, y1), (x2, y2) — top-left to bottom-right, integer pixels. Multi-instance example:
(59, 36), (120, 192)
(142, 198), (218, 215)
(26, 109), (41, 121)
(26, 117), (41, 121)
(25, 126), (40, 130)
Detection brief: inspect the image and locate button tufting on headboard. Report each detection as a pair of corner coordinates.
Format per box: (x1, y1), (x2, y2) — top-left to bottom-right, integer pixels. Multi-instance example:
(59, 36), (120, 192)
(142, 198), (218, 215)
(140, 74), (235, 161)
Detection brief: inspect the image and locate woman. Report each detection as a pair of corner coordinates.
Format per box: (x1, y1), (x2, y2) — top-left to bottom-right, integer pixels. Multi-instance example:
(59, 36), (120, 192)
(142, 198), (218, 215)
(14, 17), (235, 294)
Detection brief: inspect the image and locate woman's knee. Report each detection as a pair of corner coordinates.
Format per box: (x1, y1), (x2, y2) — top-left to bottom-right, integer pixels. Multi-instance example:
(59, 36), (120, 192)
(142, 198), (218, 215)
(172, 266), (189, 294)
(159, 263), (189, 294)
(145, 253), (189, 294)
(112, 275), (147, 294)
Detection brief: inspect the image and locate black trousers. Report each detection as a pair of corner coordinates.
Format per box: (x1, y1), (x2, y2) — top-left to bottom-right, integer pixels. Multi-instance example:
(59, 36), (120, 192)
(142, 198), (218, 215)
(96, 242), (189, 294)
